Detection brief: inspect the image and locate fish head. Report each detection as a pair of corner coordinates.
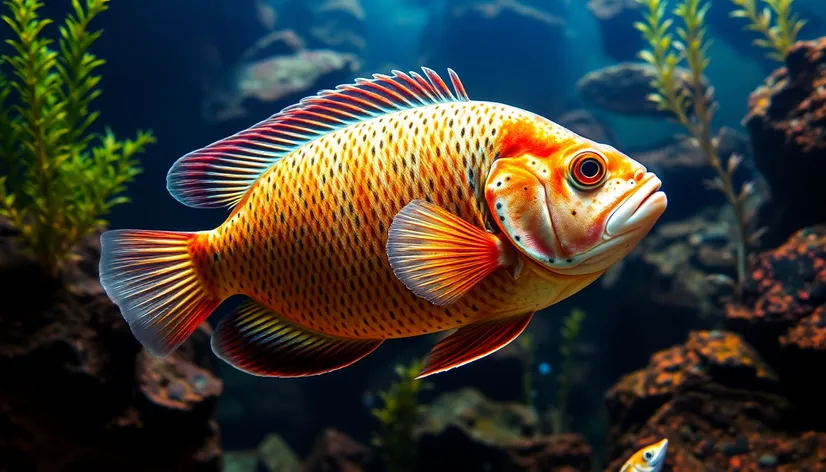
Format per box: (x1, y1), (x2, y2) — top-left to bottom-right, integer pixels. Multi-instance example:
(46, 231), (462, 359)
(485, 133), (667, 277)
(634, 438), (669, 471)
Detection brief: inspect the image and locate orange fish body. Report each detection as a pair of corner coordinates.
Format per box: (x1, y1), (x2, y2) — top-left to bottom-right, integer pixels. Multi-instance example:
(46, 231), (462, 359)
(100, 68), (667, 378)
(620, 439), (669, 472)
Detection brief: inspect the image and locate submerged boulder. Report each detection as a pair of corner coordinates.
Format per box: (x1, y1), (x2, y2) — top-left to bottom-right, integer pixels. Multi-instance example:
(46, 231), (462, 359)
(414, 388), (593, 471)
(725, 225), (826, 424)
(577, 62), (707, 117)
(605, 330), (826, 471)
(744, 38), (826, 244)
(0, 219), (222, 472)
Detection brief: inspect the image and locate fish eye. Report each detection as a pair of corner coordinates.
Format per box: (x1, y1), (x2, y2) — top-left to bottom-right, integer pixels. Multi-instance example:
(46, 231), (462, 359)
(643, 451), (653, 461)
(569, 151), (607, 189)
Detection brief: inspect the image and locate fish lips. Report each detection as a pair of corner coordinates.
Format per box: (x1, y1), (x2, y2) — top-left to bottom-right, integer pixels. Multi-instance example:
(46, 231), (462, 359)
(605, 173), (667, 238)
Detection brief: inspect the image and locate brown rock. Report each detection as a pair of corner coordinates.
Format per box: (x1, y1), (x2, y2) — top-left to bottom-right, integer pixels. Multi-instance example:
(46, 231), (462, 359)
(605, 330), (826, 471)
(744, 38), (826, 243)
(577, 62), (708, 118)
(414, 388), (593, 471)
(304, 429), (372, 472)
(0, 220), (222, 472)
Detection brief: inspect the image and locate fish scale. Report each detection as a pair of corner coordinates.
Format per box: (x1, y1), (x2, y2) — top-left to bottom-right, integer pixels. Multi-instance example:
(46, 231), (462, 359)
(202, 101), (537, 339)
(99, 68), (666, 378)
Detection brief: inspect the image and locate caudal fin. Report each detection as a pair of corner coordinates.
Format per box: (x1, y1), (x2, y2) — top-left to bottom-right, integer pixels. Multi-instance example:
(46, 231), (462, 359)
(99, 229), (220, 357)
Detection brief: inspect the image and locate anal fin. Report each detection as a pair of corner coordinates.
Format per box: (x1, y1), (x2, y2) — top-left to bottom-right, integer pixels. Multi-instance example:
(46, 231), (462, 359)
(211, 301), (382, 377)
(417, 312), (534, 379)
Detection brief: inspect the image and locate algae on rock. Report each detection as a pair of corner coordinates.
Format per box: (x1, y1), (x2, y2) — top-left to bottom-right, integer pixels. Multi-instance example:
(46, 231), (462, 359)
(0, 0), (154, 275)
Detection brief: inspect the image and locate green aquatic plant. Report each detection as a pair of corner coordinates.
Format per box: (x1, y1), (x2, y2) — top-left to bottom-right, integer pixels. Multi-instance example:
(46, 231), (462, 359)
(635, 0), (757, 296)
(515, 331), (536, 406)
(548, 307), (585, 434)
(729, 0), (806, 61)
(0, 0), (154, 275)
(371, 359), (430, 472)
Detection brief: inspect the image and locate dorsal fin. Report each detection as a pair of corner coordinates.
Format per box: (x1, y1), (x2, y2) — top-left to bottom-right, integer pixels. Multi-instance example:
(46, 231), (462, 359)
(167, 67), (471, 209)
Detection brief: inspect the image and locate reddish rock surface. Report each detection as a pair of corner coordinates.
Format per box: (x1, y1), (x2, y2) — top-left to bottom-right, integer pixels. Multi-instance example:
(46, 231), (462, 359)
(605, 330), (826, 471)
(725, 226), (826, 422)
(304, 429), (374, 472)
(0, 220), (222, 472)
(744, 38), (826, 244)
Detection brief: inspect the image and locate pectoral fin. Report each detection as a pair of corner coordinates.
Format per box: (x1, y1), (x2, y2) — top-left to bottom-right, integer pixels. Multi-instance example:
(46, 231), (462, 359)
(386, 199), (515, 306)
(417, 312), (534, 378)
(211, 301), (382, 377)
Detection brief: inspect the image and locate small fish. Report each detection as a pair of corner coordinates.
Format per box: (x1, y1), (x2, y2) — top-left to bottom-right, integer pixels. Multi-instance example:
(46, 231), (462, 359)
(99, 68), (667, 379)
(620, 439), (669, 472)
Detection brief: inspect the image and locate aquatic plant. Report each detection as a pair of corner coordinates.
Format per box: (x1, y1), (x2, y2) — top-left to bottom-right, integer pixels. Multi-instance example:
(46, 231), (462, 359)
(635, 0), (759, 296)
(515, 331), (536, 406)
(729, 0), (806, 61)
(548, 307), (585, 434)
(371, 359), (430, 472)
(0, 0), (154, 275)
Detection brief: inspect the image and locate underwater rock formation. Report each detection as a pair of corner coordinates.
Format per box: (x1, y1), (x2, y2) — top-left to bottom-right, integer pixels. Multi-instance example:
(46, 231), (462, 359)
(744, 37), (826, 244)
(725, 225), (826, 423)
(605, 330), (826, 471)
(276, 0), (367, 54)
(629, 127), (758, 220)
(577, 62), (707, 117)
(586, 0), (644, 61)
(0, 220), (222, 472)
(202, 30), (361, 125)
(304, 429), (374, 472)
(414, 388), (593, 471)
(418, 0), (569, 118)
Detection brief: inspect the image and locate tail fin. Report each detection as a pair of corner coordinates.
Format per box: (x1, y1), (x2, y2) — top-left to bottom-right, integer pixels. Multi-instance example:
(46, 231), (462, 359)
(99, 229), (221, 357)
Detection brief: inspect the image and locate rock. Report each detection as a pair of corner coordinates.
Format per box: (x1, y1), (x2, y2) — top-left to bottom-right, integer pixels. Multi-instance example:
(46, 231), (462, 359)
(602, 208), (735, 320)
(629, 127), (759, 220)
(577, 62), (708, 117)
(308, 0), (367, 54)
(605, 330), (826, 471)
(0, 220), (222, 472)
(202, 34), (361, 125)
(743, 38), (826, 244)
(418, 0), (569, 118)
(557, 109), (619, 146)
(304, 429), (373, 472)
(724, 226), (826, 422)
(414, 388), (593, 471)
(259, 434), (302, 472)
(586, 0), (644, 61)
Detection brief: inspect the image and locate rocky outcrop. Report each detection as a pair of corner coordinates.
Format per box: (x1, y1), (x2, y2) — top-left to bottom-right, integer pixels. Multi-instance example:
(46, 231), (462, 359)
(202, 30), (360, 125)
(577, 62), (708, 117)
(744, 38), (826, 244)
(725, 226), (826, 424)
(605, 330), (826, 471)
(0, 221), (222, 472)
(415, 388), (593, 471)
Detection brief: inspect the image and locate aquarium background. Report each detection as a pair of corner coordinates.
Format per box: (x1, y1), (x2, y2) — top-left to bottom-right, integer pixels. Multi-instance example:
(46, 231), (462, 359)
(2, 0), (826, 470)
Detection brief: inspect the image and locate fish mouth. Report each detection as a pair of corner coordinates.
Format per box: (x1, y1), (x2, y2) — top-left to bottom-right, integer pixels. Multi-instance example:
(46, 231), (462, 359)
(606, 174), (667, 238)
(651, 439), (669, 464)
(551, 174), (667, 276)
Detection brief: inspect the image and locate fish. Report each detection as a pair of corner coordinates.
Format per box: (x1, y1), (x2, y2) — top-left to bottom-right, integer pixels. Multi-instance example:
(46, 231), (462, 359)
(620, 439), (669, 472)
(98, 67), (667, 379)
